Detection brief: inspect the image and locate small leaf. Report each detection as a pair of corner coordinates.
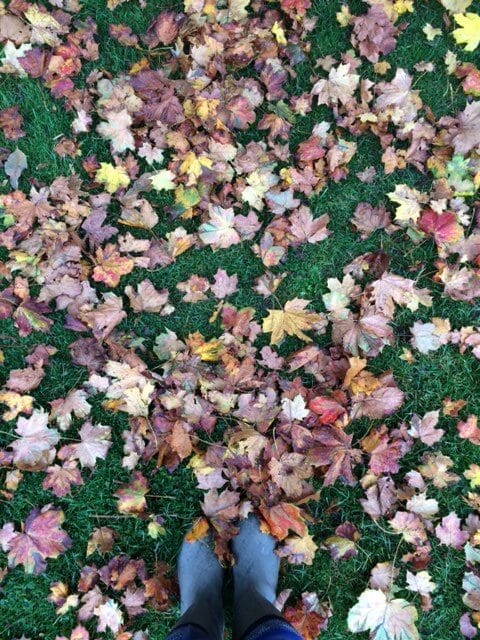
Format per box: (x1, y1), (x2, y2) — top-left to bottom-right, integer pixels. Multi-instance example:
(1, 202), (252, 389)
(4, 148), (27, 188)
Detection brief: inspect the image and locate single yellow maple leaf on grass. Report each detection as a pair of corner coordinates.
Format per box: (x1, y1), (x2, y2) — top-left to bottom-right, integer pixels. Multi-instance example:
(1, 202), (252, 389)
(263, 298), (322, 345)
(95, 163), (130, 194)
(452, 12), (480, 51)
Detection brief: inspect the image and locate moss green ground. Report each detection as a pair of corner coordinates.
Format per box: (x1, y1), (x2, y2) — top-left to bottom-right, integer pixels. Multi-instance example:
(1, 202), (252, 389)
(1, 0), (480, 638)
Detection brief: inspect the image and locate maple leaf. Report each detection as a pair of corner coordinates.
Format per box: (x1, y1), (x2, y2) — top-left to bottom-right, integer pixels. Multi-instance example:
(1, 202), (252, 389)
(95, 163), (130, 193)
(150, 169), (176, 191)
(0, 391), (33, 421)
(94, 598), (124, 633)
(361, 476), (397, 520)
(389, 511), (427, 545)
(406, 493), (439, 519)
(452, 13), (480, 51)
(65, 422), (112, 469)
(50, 389), (92, 431)
(309, 396), (347, 425)
(114, 471), (149, 515)
(96, 109), (135, 153)
(322, 275), (358, 313)
(198, 206), (241, 249)
(410, 319), (451, 354)
(288, 207), (330, 245)
(125, 279), (173, 314)
(259, 503), (308, 540)
(464, 464), (480, 488)
(441, 0), (472, 11)
(42, 461), (84, 498)
(312, 63), (360, 106)
(369, 562), (399, 592)
(202, 489), (240, 520)
(227, 428), (268, 465)
(86, 526), (117, 557)
(406, 570), (436, 596)
(435, 512), (469, 549)
(24, 6), (62, 46)
(0, 106), (25, 140)
(387, 184), (424, 224)
(269, 453), (312, 498)
(351, 202), (395, 239)
(263, 299), (322, 345)
(278, 533), (318, 565)
(9, 409), (60, 471)
(347, 589), (419, 640)
(80, 293), (127, 341)
(371, 273), (432, 318)
(93, 244), (134, 287)
(457, 415), (480, 445)
(408, 411), (444, 446)
(350, 372), (404, 420)
(418, 452), (460, 488)
(351, 5), (399, 63)
(283, 593), (331, 640)
(322, 522), (360, 561)
(281, 395), (310, 421)
(452, 101), (480, 154)
(418, 209), (463, 245)
(3, 505), (71, 574)
(179, 151), (213, 183)
(211, 269), (238, 299)
(308, 425), (362, 486)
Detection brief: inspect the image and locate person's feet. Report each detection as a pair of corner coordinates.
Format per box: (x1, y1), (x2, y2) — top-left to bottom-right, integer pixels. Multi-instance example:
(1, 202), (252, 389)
(232, 515), (280, 603)
(177, 534), (225, 640)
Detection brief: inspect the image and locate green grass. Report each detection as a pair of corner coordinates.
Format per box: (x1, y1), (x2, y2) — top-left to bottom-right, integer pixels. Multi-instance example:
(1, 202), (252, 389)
(1, 0), (480, 638)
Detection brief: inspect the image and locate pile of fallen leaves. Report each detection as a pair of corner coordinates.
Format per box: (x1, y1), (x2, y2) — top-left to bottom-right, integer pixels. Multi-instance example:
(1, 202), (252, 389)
(1, 0), (480, 638)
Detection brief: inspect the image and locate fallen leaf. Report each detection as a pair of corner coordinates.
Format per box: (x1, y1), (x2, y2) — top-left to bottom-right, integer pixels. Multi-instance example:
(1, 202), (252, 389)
(452, 13), (480, 52)
(263, 298), (322, 345)
(4, 147), (27, 188)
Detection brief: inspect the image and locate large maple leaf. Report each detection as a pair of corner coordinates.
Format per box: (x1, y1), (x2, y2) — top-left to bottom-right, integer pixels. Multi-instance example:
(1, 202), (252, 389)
(263, 298), (322, 345)
(2, 505), (71, 574)
(348, 589), (419, 639)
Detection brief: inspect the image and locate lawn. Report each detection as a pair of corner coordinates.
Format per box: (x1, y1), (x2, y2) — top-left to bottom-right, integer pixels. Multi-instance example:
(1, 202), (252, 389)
(1, 0), (480, 638)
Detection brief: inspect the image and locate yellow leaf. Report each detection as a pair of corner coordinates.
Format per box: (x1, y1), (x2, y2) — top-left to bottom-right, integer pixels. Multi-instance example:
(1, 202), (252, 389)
(452, 12), (480, 51)
(280, 533), (318, 565)
(336, 5), (352, 26)
(24, 6), (60, 46)
(387, 184), (423, 224)
(179, 152), (213, 182)
(374, 61), (391, 74)
(441, 0), (472, 12)
(150, 169), (176, 191)
(263, 298), (322, 345)
(185, 517), (210, 542)
(194, 338), (224, 362)
(393, 0), (414, 16)
(271, 21), (287, 45)
(0, 391), (33, 421)
(444, 50), (458, 74)
(147, 520), (166, 539)
(464, 464), (480, 488)
(423, 23), (442, 40)
(95, 163), (130, 193)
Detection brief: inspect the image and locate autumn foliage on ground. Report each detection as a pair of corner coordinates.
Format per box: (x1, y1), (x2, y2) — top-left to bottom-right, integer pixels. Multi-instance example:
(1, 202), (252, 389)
(1, 0), (480, 638)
